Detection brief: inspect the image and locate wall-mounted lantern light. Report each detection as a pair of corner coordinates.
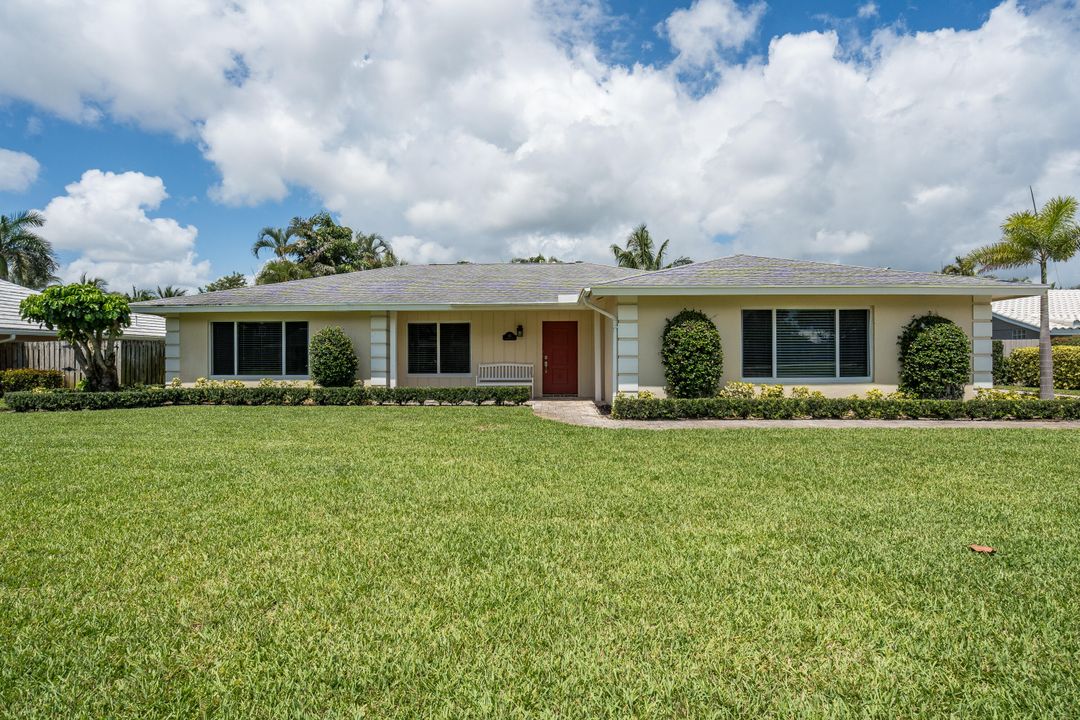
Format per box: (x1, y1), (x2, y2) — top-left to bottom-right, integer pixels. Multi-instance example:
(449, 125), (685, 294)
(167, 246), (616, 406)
(516, 324), (524, 338)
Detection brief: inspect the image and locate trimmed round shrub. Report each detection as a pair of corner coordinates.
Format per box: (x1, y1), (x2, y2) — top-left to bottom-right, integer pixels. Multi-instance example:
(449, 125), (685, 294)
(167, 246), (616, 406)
(897, 313), (956, 369)
(899, 323), (971, 399)
(660, 309), (723, 398)
(309, 326), (358, 387)
(1007, 345), (1080, 390)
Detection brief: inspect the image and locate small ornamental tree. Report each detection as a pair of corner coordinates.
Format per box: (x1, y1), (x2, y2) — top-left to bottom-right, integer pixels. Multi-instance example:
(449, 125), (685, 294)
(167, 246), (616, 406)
(897, 313), (956, 370)
(309, 326), (358, 387)
(899, 323), (971, 399)
(19, 283), (131, 391)
(660, 309), (723, 398)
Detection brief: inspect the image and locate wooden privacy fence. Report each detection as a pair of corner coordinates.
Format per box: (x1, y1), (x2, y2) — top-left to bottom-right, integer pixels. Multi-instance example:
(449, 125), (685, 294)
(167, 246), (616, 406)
(0, 340), (165, 387)
(1000, 339), (1039, 356)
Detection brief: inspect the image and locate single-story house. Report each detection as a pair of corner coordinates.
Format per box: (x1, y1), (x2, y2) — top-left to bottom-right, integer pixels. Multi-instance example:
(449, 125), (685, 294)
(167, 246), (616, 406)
(1, 278), (166, 342)
(131, 255), (1041, 400)
(991, 290), (1080, 340)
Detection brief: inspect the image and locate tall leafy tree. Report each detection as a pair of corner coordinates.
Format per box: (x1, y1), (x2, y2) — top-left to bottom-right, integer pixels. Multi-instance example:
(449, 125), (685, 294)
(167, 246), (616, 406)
(971, 195), (1080, 399)
(20, 283), (131, 391)
(0, 210), (59, 288)
(199, 272), (248, 293)
(252, 226), (300, 260)
(289, 212), (354, 274)
(610, 224), (692, 270)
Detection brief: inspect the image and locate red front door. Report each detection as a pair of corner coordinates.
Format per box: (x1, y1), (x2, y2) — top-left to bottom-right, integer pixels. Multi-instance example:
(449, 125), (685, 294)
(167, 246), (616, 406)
(542, 321), (578, 395)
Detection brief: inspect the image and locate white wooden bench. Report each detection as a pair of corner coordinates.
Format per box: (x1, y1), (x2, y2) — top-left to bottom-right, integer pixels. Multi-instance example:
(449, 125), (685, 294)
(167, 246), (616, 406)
(476, 362), (534, 392)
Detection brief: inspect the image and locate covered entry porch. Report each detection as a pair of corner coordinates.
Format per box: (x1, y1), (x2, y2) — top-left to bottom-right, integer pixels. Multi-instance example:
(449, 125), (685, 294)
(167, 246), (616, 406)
(369, 308), (613, 400)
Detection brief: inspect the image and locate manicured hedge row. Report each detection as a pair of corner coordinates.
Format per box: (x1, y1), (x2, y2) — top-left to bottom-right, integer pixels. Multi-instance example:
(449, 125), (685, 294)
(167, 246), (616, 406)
(0, 368), (65, 396)
(4, 385), (531, 412)
(1007, 346), (1080, 390)
(611, 396), (1080, 421)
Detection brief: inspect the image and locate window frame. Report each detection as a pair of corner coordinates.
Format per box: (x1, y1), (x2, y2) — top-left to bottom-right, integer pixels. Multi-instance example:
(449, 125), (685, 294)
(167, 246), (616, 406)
(208, 320), (311, 379)
(405, 321), (473, 376)
(740, 307), (873, 383)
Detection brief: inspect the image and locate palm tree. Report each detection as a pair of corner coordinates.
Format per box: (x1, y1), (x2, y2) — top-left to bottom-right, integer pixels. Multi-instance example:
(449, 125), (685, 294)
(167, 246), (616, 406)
(941, 255), (978, 276)
(354, 232), (400, 270)
(77, 272), (108, 289)
(125, 286), (154, 302)
(255, 259), (313, 285)
(610, 224), (692, 270)
(0, 210), (59, 288)
(512, 254), (562, 263)
(252, 226), (299, 260)
(154, 285), (187, 298)
(971, 195), (1080, 399)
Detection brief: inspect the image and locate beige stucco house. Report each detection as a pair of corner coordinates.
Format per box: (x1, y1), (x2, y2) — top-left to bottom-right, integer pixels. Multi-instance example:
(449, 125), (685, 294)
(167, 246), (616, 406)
(132, 255), (1042, 401)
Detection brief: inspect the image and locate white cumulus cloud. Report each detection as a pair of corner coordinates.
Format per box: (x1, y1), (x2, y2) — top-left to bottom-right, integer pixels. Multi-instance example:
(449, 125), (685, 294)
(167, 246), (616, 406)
(857, 3), (879, 19)
(40, 170), (210, 290)
(0, 148), (40, 191)
(664, 0), (766, 66)
(2, 0), (1080, 283)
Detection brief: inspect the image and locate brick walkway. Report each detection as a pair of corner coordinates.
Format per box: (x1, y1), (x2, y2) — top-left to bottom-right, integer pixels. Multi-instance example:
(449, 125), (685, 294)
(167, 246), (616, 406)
(529, 400), (1080, 430)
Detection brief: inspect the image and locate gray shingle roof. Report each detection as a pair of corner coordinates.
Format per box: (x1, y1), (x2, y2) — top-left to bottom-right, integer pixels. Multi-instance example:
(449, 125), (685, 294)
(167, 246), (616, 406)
(591, 255), (1045, 293)
(131, 263), (640, 310)
(1, 279), (165, 338)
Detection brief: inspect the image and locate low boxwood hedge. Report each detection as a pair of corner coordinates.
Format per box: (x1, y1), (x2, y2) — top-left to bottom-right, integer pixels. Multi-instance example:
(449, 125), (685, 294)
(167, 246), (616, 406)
(611, 395), (1080, 421)
(4, 385), (531, 412)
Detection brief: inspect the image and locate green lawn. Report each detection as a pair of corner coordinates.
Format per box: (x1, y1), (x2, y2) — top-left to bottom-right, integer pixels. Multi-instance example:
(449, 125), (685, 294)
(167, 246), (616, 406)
(2, 408), (1079, 718)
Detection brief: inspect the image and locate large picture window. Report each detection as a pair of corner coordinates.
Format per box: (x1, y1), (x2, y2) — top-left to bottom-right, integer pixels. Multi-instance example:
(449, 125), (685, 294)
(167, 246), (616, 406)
(211, 321), (309, 376)
(741, 309), (870, 381)
(407, 322), (471, 374)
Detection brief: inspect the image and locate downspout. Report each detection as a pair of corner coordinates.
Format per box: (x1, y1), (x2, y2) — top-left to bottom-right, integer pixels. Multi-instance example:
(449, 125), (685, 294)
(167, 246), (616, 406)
(579, 290), (617, 403)
(0, 334), (16, 344)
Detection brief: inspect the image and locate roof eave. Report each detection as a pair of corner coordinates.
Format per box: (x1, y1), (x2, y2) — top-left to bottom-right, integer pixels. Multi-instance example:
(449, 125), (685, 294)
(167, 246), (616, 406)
(130, 301), (586, 315)
(588, 284), (1049, 298)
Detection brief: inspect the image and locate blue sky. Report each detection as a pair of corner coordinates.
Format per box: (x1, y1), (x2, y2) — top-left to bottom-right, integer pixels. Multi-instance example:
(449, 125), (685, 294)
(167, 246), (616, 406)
(1, 0), (1077, 289)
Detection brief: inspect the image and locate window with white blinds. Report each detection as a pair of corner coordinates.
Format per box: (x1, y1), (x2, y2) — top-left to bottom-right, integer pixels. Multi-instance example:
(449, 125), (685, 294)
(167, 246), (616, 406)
(741, 309), (871, 380)
(407, 322), (471, 374)
(210, 321), (309, 376)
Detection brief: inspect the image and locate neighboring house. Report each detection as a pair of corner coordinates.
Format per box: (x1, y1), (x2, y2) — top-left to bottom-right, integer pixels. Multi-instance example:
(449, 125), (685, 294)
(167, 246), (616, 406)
(0, 278), (166, 342)
(991, 290), (1080, 340)
(131, 255), (1040, 400)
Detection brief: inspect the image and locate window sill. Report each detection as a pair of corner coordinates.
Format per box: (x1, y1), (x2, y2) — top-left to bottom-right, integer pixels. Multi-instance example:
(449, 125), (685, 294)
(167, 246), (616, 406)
(406, 373), (474, 378)
(210, 375), (311, 381)
(741, 377), (873, 384)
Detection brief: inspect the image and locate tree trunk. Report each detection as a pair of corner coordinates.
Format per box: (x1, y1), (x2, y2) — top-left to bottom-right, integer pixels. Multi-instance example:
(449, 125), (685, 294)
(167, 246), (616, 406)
(1039, 262), (1053, 400)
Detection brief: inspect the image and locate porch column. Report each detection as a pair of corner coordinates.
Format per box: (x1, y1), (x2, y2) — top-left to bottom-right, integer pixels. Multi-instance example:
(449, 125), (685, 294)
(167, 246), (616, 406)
(388, 311), (398, 388)
(972, 297), (993, 388)
(369, 312), (389, 386)
(593, 313), (602, 403)
(164, 316), (180, 383)
(616, 298), (639, 396)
